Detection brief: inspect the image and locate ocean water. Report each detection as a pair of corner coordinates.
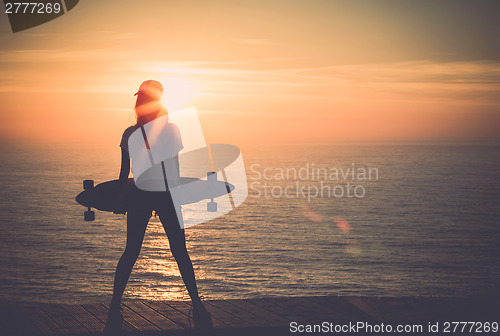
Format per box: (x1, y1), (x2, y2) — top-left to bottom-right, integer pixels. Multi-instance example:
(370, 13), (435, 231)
(0, 141), (499, 305)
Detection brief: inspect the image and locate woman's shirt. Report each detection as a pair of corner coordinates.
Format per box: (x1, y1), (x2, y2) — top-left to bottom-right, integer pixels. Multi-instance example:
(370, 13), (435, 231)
(120, 116), (183, 191)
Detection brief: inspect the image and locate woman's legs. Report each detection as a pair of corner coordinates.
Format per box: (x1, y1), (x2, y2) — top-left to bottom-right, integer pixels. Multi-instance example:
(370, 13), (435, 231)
(110, 208), (150, 308)
(159, 213), (212, 329)
(158, 209), (200, 301)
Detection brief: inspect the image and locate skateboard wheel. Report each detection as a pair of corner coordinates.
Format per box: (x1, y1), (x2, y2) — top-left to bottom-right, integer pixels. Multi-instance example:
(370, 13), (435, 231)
(207, 201), (217, 212)
(84, 210), (95, 221)
(83, 180), (94, 190)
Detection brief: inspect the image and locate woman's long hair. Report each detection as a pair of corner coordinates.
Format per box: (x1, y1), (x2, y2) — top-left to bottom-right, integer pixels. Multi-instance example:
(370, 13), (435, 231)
(135, 92), (167, 125)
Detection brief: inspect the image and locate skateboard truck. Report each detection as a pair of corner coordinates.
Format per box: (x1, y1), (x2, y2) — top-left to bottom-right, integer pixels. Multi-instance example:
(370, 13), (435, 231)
(207, 172), (217, 212)
(83, 180), (95, 221)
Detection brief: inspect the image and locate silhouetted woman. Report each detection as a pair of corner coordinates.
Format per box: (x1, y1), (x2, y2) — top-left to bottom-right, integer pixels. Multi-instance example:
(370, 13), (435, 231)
(107, 80), (212, 330)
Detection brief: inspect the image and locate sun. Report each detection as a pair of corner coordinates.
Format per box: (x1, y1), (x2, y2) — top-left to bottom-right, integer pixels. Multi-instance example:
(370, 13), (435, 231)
(160, 77), (198, 112)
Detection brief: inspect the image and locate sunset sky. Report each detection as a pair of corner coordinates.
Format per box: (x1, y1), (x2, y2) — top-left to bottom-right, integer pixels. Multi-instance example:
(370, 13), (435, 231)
(0, 0), (499, 145)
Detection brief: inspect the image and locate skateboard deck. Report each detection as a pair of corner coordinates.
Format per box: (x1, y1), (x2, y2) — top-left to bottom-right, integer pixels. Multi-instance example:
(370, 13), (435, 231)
(76, 177), (234, 220)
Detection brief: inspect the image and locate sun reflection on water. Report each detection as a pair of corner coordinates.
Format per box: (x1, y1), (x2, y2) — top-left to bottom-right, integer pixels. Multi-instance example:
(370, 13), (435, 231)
(129, 221), (202, 301)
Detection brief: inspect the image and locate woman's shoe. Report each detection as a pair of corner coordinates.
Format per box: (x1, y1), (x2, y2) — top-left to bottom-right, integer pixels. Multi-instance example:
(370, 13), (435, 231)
(104, 304), (124, 334)
(191, 299), (213, 330)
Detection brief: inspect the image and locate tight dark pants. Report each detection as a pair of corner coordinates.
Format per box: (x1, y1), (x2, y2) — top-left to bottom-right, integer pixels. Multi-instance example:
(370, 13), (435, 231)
(110, 191), (199, 307)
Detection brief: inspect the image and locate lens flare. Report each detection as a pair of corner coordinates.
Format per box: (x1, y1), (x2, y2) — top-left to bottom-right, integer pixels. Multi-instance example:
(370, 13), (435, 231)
(335, 217), (350, 232)
(300, 202), (322, 222)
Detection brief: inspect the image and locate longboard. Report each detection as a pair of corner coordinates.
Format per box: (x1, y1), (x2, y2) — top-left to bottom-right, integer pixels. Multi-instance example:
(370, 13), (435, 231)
(76, 177), (234, 221)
